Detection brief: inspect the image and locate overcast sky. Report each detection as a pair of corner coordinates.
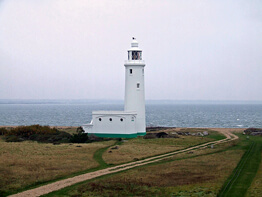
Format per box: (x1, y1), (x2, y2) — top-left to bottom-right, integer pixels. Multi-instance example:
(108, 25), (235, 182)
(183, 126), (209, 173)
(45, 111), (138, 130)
(0, 0), (261, 101)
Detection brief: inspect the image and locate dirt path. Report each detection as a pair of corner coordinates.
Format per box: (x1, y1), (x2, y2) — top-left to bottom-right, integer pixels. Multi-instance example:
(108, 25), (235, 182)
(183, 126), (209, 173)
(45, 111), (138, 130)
(9, 129), (239, 197)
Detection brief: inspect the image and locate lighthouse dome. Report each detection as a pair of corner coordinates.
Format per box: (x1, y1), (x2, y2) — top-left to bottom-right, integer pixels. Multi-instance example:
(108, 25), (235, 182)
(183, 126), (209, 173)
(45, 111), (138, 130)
(131, 37), (139, 47)
(129, 37), (142, 52)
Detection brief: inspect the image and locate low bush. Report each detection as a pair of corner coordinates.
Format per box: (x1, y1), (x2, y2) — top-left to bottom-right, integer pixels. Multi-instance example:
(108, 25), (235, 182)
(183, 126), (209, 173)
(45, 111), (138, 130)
(7, 125), (58, 137)
(0, 128), (8, 135)
(4, 125), (71, 143)
(70, 127), (89, 143)
(70, 133), (89, 143)
(5, 135), (23, 142)
(2, 125), (117, 144)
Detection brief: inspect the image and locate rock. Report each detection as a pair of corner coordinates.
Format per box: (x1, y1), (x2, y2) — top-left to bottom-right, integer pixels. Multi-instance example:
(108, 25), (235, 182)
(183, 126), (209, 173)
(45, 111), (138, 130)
(251, 132), (262, 136)
(244, 128), (262, 136)
(111, 146), (119, 149)
(203, 131), (209, 136)
(196, 132), (204, 137)
(156, 132), (168, 138)
(146, 127), (175, 132)
(88, 134), (101, 141)
(168, 134), (179, 138)
(143, 132), (179, 139)
(143, 133), (157, 139)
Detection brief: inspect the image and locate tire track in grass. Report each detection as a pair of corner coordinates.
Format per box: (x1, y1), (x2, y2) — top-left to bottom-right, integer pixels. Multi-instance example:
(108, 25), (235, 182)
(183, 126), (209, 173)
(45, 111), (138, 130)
(218, 137), (262, 197)
(218, 142), (255, 197)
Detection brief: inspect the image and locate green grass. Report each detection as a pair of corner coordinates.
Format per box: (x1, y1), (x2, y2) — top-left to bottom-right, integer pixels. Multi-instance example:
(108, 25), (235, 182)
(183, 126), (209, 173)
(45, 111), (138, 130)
(3, 140), (120, 196)
(43, 145), (241, 197)
(103, 132), (219, 165)
(218, 135), (262, 197)
(43, 178), (165, 197)
(93, 140), (122, 168)
(207, 131), (226, 141)
(42, 133), (238, 197)
(1, 140), (116, 197)
(8, 130), (247, 197)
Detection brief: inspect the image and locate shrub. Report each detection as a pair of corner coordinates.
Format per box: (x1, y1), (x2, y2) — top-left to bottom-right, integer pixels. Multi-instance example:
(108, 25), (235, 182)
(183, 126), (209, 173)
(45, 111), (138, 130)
(5, 135), (23, 142)
(76, 126), (85, 134)
(7, 125), (58, 137)
(4, 125), (71, 143)
(70, 127), (89, 143)
(0, 128), (8, 136)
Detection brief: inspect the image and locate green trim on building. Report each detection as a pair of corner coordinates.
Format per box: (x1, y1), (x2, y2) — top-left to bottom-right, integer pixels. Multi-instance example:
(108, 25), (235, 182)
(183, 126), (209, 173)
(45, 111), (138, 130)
(89, 133), (138, 138)
(137, 132), (146, 136)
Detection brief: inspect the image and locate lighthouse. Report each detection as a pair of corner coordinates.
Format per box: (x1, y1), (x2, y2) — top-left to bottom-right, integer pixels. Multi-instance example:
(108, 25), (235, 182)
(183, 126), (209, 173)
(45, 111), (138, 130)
(124, 38), (146, 136)
(82, 38), (146, 138)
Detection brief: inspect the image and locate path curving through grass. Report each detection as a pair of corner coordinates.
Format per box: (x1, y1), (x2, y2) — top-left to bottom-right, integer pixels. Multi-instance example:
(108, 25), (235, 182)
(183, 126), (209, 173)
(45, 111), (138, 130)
(9, 130), (238, 197)
(93, 140), (122, 168)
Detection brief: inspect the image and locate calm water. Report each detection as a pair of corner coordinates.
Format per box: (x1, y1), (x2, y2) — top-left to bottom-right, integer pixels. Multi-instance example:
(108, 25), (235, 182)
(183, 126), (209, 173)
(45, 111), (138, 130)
(0, 103), (261, 128)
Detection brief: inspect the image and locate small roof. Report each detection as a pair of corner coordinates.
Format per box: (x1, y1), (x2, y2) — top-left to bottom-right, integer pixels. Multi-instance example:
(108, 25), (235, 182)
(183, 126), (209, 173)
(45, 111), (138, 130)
(92, 111), (137, 115)
(131, 37), (138, 47)
(128, 37), (142, 51)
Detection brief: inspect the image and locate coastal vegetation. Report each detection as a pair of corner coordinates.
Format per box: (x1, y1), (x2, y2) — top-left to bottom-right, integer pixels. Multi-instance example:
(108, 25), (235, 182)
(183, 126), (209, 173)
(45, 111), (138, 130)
(43, 133), (245, 197)
(43, 130), (262, 197)
(0, 125), (71, 143)
(48, 149), (243, 197)
(103, 129), (218, 165)
(0, 125), (122, 144)
(0, 136), (115, 196)
(0, 127), (261, 196)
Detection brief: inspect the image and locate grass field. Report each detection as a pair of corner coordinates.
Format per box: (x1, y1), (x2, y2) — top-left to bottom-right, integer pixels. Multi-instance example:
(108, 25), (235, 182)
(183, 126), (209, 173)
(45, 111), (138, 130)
(246, 152), (262, 197)
(2, 127), (260, 197)
(0, 127), (221, 195)
(44, 143), (244, 196)
(218, 134), (262, 197)
(103, 128), (222, 165)
(0, 138), (115, 196)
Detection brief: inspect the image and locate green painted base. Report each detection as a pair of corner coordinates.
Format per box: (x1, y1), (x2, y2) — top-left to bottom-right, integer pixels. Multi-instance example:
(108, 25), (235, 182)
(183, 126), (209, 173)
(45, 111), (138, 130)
(88, 133), (138, 138)
(137, 132), (146, 136)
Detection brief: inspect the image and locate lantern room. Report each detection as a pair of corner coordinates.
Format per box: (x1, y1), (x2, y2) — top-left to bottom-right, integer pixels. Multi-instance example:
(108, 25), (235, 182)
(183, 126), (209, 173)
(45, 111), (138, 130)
(128, 37), (142, 61)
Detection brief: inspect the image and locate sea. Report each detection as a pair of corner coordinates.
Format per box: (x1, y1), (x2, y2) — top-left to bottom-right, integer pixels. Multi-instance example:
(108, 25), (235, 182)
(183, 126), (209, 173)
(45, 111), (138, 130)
(0, 100), (261, 128)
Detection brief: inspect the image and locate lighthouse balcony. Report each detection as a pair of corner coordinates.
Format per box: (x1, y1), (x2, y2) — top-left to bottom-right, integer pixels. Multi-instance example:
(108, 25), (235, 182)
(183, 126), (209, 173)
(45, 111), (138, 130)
(124, 60), (145, 64)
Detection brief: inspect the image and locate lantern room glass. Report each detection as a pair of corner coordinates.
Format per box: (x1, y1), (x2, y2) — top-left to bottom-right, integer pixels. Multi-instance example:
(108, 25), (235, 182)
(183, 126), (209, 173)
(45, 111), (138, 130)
(129, 51), (142, 60)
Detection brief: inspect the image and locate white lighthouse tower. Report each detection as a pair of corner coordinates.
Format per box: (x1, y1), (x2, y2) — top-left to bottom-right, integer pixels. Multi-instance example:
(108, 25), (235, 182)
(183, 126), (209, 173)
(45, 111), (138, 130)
(124, 38), (146, 136)
(82, 38), (146, 138)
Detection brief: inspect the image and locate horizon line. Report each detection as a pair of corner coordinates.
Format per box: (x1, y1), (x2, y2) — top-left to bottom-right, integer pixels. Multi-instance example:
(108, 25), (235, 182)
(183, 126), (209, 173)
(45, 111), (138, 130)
(0, 99), (262, 104)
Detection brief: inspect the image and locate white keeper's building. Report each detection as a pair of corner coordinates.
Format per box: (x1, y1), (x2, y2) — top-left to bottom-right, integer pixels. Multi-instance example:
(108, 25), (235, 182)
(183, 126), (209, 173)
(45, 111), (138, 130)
(82, 38), (146, 138)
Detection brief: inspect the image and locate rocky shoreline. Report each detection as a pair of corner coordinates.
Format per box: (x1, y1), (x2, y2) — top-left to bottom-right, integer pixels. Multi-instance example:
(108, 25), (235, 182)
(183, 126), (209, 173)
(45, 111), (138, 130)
(243, 128), (262, 136)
